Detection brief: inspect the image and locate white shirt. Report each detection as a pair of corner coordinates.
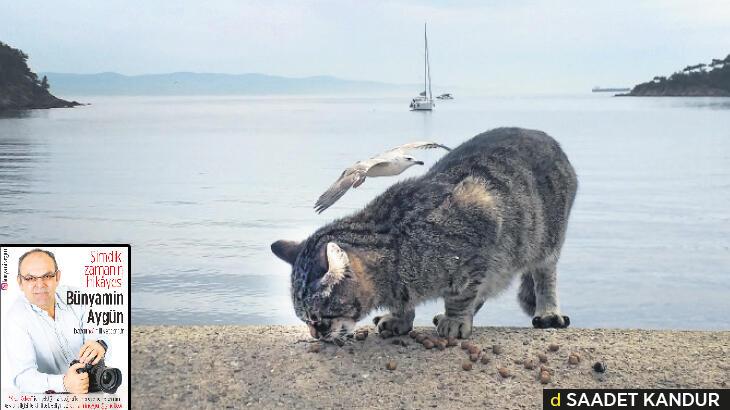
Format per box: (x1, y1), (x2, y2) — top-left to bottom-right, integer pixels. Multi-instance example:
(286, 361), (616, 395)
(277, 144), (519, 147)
(2, 286), (107, 393)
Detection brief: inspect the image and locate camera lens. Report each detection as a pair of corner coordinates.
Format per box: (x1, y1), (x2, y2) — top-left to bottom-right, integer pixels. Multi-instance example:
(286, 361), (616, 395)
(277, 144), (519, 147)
(99, 368), (122, 393)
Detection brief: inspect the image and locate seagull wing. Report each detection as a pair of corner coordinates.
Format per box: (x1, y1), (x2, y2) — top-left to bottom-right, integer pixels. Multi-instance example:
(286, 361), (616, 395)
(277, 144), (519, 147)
(314, 159), (384, 213)
(380, 141), (451, 158)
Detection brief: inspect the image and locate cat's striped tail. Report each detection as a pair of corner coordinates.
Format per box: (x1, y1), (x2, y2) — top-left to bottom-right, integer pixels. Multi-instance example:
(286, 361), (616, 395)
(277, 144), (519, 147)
(517, 272), (536, 316)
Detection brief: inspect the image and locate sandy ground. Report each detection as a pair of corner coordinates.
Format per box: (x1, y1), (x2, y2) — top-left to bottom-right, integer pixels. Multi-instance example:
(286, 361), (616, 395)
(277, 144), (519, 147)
(132, 325), (729, 409)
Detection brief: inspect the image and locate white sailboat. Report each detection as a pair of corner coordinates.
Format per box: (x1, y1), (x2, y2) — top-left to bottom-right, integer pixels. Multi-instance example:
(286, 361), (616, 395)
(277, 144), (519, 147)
(409, 23), (434, 111)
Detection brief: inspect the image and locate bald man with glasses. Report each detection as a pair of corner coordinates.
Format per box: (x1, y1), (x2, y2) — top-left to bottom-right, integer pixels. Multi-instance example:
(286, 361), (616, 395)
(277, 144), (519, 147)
(3, 249), (108, 393)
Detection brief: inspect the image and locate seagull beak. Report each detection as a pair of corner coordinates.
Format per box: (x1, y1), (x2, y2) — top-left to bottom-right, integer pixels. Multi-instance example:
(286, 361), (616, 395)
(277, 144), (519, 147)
(415, 161), (425, 165)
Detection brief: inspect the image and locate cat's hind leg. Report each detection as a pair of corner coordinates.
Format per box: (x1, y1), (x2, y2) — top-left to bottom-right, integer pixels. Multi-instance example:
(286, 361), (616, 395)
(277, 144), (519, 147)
(528, 262), (570, 328)
(433, 292), (477, 339)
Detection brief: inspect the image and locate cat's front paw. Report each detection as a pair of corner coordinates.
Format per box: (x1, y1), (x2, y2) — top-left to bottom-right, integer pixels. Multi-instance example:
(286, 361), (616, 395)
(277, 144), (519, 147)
(532, 313), (570, 329)
(373, 314), (413, 337)
(433, 314), (473, 338)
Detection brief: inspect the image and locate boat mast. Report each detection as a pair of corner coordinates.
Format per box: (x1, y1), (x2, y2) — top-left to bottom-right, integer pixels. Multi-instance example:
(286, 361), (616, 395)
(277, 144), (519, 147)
(424, 23), (427, 98)
(425, 23), (432, 100)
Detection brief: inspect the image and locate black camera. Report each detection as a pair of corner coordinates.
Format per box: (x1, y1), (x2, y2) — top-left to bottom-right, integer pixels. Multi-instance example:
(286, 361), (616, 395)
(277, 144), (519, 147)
(70, 359), (122, 394)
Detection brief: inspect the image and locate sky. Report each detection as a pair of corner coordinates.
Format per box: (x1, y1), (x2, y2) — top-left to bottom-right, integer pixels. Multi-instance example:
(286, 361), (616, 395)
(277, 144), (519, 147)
(2, 0), (729, 93)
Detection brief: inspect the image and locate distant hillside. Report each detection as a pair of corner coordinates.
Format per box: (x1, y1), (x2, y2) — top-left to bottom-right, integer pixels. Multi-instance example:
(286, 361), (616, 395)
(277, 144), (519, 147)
(0, 41), (80, 110)
(623, 54), (730, 97)
(41, 72), (413, 96)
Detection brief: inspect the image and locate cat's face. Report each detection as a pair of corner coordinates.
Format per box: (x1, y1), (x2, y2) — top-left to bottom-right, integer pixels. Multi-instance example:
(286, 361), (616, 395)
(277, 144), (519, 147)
(272, 240), (370, 343)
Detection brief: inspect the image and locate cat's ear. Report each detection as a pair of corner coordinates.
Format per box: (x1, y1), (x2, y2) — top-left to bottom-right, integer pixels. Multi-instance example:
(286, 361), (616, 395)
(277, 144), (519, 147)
(271, 240), (304, 265)
(320, 242), (350, 288)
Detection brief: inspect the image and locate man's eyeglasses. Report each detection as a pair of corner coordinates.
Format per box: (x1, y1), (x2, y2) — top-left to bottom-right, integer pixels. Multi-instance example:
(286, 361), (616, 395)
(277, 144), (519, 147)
(19, 271), (58, 283)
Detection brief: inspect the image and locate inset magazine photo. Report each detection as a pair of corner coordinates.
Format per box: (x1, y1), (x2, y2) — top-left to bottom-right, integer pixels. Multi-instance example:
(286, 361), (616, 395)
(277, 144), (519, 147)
(1, 245), (130, 409)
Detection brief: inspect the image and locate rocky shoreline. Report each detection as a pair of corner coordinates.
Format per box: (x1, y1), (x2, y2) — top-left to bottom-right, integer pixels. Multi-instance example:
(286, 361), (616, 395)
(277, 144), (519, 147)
(132, 325), (729, 409)
(617, 85), (730, 97)
(0, 83), (82, 111)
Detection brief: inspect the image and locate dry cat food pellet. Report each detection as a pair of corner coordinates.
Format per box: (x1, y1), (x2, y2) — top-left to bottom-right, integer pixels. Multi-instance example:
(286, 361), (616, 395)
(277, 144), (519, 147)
(568, 353), (580, 365)
(386, 360), (397, 371)
(540, 365), (554, 375)
(492, 345), (503, 355)
(537, 353), (548, 363)
(593, 361), (607, 373)
(524, 359), (537, 370)
(548, 344), (560, 352)
(462, 362), (473, 371)
(480, 356), (491, 365)
(423, 339), (434, 349)
(498, 367), (511, 378)
(540, 370), (551, 384)
(469, 353), (479, 362)
(447, 337), (458, 347)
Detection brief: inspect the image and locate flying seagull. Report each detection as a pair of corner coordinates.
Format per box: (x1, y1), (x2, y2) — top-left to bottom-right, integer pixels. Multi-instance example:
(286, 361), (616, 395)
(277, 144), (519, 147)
(314, 141), (451, 213)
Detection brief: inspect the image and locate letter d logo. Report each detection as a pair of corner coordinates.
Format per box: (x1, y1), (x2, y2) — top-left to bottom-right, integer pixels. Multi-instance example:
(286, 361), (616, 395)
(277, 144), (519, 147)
(551, 393), (560, 407)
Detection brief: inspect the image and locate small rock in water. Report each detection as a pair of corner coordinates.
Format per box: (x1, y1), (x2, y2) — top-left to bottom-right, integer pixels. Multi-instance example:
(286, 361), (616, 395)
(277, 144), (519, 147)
(492, 345), (503, 355)
(593, 361), (607, 373)
(540, 370), (551, 384)
(462, 362), (473, 371)
(548, 344), (560, 352)
(386, 360), (397, 371)
(537, 353), (548, 363)
(498, 367), (512, 378)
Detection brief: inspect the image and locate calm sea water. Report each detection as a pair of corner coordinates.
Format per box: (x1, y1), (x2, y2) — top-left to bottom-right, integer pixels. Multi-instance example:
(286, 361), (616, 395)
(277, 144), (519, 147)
(1, 94), (728, 330)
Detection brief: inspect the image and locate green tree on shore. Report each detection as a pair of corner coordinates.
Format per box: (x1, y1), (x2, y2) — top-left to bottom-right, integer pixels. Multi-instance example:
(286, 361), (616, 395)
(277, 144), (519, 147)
(1, 40), (80, 110)
(630, 53), (730, 96)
